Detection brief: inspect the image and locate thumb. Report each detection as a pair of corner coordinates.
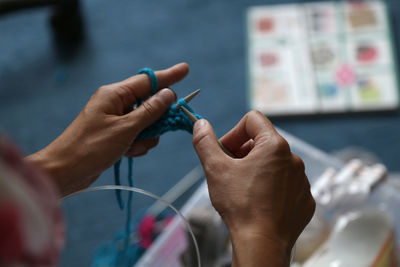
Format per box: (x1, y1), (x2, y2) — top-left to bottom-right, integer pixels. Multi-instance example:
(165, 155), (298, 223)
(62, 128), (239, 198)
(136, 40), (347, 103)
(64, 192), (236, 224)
(127, 88), (176, 134)
(193, 119), (226, 166)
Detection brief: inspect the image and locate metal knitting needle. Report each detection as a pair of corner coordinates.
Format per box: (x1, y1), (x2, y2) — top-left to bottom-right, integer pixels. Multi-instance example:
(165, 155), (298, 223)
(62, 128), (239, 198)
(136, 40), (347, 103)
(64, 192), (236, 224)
(180, 105), (236, 158)
(180, 105), (199, 122)
(175, 89), (201, 108)
(178, 89), (235, 157)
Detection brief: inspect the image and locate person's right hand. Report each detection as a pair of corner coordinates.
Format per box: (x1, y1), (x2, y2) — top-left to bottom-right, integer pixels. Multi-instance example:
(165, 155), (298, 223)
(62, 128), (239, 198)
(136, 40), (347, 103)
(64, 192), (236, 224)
(192, 110), (315, 267)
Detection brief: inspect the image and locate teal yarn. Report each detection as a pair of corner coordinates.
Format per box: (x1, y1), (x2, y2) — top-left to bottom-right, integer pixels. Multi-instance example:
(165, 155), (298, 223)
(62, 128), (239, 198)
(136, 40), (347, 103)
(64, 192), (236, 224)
(136, 98), (202, 140)
(102, 68), (202, 266)
(114, 159), (123, 209)
(138, 68), (158, 95)
(135, 67), (202, 140)
(91, 209), (147, 267)
(114, 68), (202, 209)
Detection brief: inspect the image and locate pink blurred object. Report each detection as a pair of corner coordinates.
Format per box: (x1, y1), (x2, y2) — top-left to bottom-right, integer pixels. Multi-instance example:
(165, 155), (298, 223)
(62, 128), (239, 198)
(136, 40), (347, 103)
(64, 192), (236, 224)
(0, 202), (23, 261)
(0, 135), (64, 266)
(260, 52), (278, 67)
(138, 215), (156, 249)
(336, 64), (357, 87)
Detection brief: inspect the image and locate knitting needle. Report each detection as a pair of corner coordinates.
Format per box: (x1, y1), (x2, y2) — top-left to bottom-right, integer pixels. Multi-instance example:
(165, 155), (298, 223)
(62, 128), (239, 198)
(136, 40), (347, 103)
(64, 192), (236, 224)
(180, 105), (199, 122)
(180, 105), (236, 158)
(178, 89), (236, 157)
(175, 89), (201, 108)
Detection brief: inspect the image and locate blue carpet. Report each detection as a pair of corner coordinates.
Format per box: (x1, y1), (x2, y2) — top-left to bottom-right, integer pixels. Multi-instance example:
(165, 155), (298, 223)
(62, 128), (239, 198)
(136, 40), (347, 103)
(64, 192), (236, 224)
(1, 0), (400, 266)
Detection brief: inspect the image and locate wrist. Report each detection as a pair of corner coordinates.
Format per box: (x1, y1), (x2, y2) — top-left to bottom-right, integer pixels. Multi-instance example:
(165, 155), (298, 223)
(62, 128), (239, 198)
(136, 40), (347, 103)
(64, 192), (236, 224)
(25, 140), (83, 196)
(228, 223), (291, 267)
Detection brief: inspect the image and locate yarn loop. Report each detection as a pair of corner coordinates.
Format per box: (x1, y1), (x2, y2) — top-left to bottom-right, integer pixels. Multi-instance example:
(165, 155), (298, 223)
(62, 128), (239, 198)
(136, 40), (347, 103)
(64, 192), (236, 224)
(105, 68), (202, 266)
(136, 98), (202, 140)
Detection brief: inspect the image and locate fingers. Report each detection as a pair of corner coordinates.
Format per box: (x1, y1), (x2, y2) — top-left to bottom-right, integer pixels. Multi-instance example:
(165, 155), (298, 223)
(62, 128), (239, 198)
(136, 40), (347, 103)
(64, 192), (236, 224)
(125, 138), (159, 157)
(110, 63), (189, 108)
(193, 119), (227, 166)
(220, 110), (278, 153)
(234, 139), (255, 158)
(125, 88), (176, 135)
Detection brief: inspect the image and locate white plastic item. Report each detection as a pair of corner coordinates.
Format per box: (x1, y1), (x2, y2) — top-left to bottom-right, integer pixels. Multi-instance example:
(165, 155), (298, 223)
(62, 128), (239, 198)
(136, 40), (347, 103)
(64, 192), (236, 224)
(303, 208), (397, 267)
(294, 208), (331, 263)
(311, 160), (387, 210)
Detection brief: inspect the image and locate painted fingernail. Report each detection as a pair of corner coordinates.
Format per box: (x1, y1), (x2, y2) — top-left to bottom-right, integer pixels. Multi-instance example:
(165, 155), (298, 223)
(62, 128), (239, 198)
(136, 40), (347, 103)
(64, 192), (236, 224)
(156, 88), (175, 105)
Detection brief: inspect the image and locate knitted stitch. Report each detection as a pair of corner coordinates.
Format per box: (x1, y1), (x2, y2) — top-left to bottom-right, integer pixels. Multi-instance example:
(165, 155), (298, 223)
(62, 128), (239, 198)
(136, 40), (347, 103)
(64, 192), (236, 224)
(107, 68), (201, 266)
(136, 98), (203, 141)
(114, 68), (202, 209)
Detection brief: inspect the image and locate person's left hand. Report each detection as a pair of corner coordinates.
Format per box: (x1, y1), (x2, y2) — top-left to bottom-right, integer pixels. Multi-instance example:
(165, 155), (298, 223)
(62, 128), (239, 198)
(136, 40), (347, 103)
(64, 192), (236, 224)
(26, 63), (189, 196)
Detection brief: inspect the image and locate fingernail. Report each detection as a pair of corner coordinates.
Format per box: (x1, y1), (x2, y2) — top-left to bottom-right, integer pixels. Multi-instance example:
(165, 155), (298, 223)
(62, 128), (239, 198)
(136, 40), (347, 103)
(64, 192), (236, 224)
(156, 88), (175, 105)
(167, 87), (177, 100)
(130, 143), (148, 156)
(193, 119), (207, 134)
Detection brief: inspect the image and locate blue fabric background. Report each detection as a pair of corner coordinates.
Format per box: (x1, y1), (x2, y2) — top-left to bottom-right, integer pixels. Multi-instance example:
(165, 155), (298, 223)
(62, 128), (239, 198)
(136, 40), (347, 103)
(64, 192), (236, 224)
(0, 0), (399, 266)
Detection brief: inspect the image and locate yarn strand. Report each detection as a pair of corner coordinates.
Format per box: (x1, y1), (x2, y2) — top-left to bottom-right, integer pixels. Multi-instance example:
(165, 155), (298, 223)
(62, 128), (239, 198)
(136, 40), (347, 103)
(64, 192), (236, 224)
(110, 67), (202, 266)
(114, 159), (124, 209)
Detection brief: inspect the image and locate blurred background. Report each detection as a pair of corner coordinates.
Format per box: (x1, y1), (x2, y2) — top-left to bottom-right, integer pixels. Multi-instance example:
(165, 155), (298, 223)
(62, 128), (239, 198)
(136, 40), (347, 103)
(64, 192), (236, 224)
(1, 0), (400, 266)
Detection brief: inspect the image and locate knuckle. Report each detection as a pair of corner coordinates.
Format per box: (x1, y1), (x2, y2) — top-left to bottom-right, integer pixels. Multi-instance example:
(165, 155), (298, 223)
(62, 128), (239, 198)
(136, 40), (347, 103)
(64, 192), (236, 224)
(97, 85), (111, 94)
(299, 187), (316, 223)
(192, 128), (209, 147)
(304, 177), (311, 192)
(307, 195), (316, 217)
(293, 154), (306, 172)
(310, 195), (316, 211)
(204, 158), (226, 176)
(141, 101), (157, 119)
(118, 114), (133, 127)
(270, 136), (291, 155)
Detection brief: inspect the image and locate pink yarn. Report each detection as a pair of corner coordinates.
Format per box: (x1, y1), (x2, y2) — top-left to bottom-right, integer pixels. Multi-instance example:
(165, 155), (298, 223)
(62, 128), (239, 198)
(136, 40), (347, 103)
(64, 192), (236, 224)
(138, 215), (156, 249)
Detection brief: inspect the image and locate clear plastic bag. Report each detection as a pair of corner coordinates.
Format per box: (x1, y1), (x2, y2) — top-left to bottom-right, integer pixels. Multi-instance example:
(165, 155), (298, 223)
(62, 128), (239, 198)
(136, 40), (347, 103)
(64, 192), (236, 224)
(296, 161), (400, 266)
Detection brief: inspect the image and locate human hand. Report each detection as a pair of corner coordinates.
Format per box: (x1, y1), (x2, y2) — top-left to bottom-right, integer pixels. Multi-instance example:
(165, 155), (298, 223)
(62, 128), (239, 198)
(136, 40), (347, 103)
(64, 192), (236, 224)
(192, 111), (315, 267)
(26, 63), (189, 196)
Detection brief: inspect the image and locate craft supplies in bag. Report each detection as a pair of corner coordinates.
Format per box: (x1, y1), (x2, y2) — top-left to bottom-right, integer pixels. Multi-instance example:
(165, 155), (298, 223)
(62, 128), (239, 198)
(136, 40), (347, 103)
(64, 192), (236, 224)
(294, 158), (399, 266)
(311, 159), (386, 211)
(61, 185), (201, 267)
(181, 205), (228, 267)
(303, 208), (397, 267)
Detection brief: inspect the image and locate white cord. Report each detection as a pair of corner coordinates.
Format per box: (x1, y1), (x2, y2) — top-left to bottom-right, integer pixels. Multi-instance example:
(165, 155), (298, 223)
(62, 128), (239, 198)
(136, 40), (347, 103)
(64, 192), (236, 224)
(63, 185), (201, 267)
(147, 165), (204, 216)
